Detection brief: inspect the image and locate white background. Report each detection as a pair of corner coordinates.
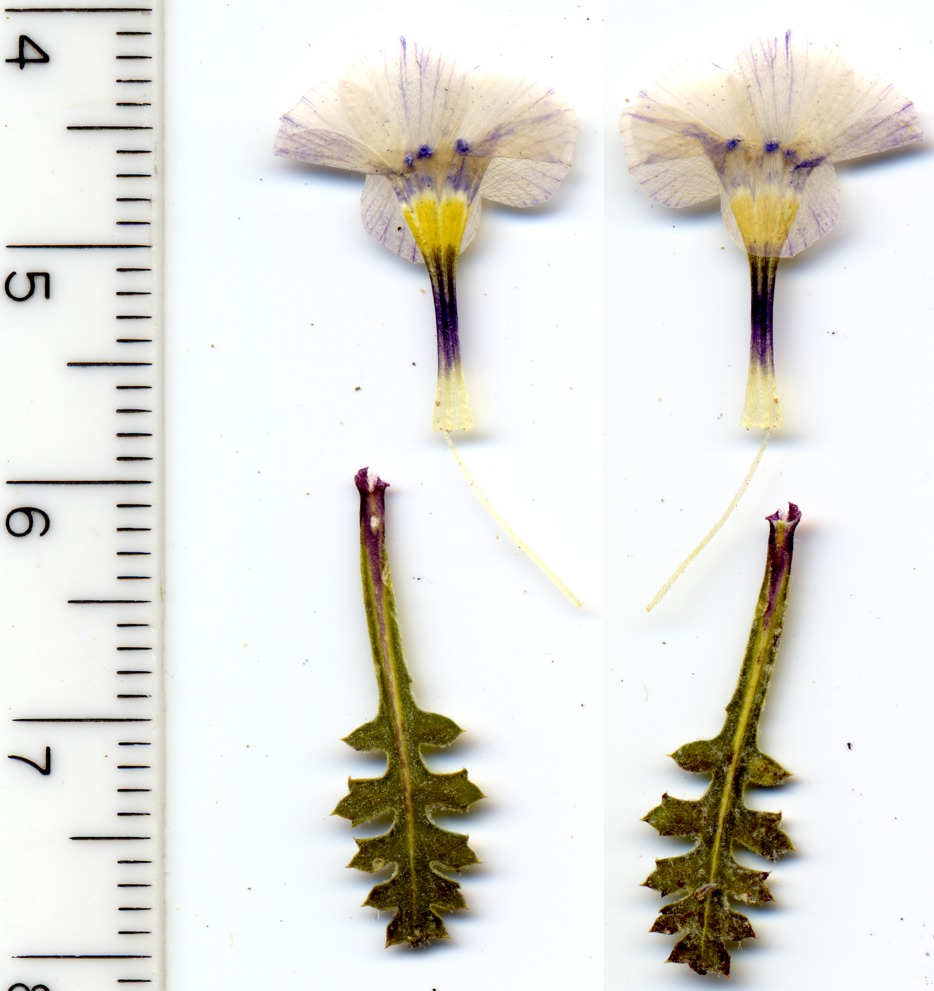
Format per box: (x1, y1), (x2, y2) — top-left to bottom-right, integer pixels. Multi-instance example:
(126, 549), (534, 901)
(160, 0), (934, 988)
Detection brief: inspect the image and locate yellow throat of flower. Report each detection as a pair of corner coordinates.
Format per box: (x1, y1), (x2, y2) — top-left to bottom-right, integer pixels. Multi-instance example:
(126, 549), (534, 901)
(401, 186), (471, 264)
(729, 187), (799, 258)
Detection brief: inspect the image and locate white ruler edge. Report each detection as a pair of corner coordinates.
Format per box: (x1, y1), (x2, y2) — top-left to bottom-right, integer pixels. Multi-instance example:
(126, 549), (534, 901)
(0, 5), (164, 991)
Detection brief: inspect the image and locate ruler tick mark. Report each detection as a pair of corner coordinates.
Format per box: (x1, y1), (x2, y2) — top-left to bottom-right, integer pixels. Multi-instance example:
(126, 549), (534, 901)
(15, 954), (152, 960)
(7, 243), (150, 249)
(67, 124), (153, 131)
(70, 836), (151, 842)
(6, 7), (155, 11)
(69, 599), (152, 604)
(15, 717), (151, 723)
(8, 479), (151, 485)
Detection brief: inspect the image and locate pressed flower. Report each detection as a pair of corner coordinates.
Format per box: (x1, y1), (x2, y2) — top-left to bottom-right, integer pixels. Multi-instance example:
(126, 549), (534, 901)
(621, 33), (921, 429)
(276, 39), (578, 431)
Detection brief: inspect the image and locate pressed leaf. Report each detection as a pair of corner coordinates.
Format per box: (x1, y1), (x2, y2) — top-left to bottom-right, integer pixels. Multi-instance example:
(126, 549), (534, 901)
(337, 468), (483, 947)
(643, 504), (801, 976)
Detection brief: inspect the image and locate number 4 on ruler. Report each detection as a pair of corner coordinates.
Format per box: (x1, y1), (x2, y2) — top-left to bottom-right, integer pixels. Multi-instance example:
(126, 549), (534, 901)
(5, 35), (50, 70)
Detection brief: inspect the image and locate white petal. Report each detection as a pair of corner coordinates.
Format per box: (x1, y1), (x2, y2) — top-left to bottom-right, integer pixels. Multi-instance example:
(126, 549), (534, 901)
(361, 175), (421, 263)
(478, 157), (572, 207)
(785, 161), (842, 255)
(822, 72), (922, 162)
(620, 60), (736, 207)
(278, 38), (577, 209)
(337, 42), (475, 165)
(360, 175), (482, 263)
(458, 75), (578, 171)
(621, 112), (720, 207)
(729, 36), (846, 144)
(275, 82), (385, 173)
(345, 40), (577, 173)
(732, 35), (922, 159)
(463, 191), (482, 250)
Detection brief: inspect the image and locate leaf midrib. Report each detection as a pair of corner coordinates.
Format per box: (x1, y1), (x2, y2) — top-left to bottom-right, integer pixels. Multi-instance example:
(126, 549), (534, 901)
(702, 613), (773, 959)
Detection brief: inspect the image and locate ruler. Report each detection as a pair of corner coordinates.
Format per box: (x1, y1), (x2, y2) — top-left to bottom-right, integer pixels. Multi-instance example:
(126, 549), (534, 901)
(0, 5), (163, 991)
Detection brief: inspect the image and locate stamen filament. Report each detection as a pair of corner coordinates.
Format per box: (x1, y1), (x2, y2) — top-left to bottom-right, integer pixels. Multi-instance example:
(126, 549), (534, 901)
(442, 432), (581, 607)
(646, 430), (771, 612)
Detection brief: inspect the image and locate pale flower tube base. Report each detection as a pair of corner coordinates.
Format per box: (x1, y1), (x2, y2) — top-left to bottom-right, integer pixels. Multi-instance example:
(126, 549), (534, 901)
(743, 255), (781, 430)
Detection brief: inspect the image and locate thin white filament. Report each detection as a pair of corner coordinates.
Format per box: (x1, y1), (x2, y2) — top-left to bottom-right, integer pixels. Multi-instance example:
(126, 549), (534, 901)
(442, 432), (582, 608)
(646, 430), (771, 612)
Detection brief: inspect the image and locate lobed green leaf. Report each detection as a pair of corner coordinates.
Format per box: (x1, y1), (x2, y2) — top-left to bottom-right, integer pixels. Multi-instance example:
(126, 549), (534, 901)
(341, 468), (483, 948)
(642, 506), (801, 976)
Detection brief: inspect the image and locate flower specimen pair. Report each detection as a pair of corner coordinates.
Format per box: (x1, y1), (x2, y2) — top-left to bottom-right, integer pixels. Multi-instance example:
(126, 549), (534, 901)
(276, 34), (919, 436)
